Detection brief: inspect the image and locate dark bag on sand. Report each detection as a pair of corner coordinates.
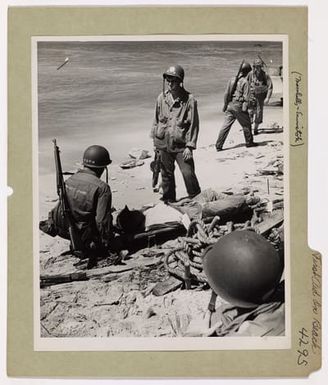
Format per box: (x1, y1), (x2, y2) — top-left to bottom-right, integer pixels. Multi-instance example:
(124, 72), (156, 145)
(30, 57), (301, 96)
(116, 205), (146, 234)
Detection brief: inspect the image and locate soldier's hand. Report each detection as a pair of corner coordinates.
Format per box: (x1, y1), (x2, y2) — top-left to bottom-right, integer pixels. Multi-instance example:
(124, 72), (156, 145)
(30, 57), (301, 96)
(264, 97), (270, 105)
(183, 147), (193, 161)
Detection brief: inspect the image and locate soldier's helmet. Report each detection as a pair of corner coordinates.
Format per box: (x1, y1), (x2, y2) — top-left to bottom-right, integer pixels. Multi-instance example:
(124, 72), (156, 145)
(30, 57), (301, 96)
(241, 61), (252, 75)
(83, 145), (112, 168)
(163, 65), (185, 82)
(203, 230), (284, 308)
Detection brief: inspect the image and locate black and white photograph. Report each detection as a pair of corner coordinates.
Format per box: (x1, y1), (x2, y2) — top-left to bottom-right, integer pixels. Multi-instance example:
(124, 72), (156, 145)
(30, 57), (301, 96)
(34, 36), (288, 350)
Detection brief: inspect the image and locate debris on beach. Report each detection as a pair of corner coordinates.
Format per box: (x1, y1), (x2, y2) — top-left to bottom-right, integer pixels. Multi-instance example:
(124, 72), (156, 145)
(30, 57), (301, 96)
(39, 123), (285, 338)
(258, 157), (283, 175)
(128, 148), (151, 160)
(119, 159), (145, 169)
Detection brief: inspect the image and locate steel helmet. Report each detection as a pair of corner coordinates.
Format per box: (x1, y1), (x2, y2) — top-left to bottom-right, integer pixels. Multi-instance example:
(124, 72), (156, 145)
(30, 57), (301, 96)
(163, 65), (185, 82)
(82, 145), (112, 168)
(241, 61), (252, 75)
(203, 230), (283, 308)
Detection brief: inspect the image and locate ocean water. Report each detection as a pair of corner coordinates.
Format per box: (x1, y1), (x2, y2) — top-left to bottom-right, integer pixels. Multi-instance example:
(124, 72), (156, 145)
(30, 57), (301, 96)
(37, 40), (282, 174)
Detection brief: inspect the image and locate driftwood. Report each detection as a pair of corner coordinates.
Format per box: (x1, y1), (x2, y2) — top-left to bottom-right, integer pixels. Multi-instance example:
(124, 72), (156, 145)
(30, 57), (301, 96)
(40, 254), (164, 287)
(254, 209), (284, 236)
(40, 271), (88, 288)
(152, 276), (183, 296)
(40, 207), (283, 289)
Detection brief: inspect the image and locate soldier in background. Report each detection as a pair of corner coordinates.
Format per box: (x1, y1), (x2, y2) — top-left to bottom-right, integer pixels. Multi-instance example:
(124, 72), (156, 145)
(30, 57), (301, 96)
(216, 61), (257, 151)
(247, 58), (273, 135)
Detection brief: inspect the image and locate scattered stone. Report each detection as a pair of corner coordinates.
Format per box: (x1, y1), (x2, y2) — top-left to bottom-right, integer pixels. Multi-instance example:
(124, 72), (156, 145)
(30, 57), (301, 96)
(128, 148), (151, 160)
(120, 159), (145, 169)
(145, 307), (157, 319)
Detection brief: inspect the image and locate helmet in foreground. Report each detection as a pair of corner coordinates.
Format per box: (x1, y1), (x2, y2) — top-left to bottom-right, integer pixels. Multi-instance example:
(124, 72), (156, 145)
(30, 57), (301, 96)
(203, 230), (283, 308)
(163, 65), (185, 82)
(83, 145), (112, 168)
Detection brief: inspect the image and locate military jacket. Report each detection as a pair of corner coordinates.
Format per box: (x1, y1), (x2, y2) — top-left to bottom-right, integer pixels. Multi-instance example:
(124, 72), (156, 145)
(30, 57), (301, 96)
(52, 168), (112, 245)
(151, 88), (199, 152)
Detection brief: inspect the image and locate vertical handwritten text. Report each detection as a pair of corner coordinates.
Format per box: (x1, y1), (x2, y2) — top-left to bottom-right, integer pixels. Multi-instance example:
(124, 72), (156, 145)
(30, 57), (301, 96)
(291, 71), (305, 147)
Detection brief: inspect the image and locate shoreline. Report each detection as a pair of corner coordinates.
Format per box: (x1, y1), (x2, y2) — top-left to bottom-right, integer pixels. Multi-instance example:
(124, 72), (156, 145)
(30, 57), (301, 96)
(39, 104), (283, 217)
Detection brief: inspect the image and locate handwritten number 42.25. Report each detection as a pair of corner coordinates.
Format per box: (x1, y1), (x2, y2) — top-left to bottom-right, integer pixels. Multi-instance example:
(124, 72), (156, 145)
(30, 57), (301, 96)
(297, 328), (309, 366)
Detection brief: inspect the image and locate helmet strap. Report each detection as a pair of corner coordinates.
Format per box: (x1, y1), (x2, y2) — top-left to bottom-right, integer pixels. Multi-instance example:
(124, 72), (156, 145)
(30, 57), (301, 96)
(105, 167), (108, 184)
(208, 290), (217, 314)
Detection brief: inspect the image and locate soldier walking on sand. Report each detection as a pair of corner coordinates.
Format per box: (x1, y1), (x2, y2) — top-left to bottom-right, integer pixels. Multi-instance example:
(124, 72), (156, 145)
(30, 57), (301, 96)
(151, 65), (201, 203)
(216, 61), (257, 151)
(247, 58), (273, 135)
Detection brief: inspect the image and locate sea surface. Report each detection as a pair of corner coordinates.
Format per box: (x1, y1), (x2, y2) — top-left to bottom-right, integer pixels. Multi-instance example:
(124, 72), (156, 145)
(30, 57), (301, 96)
(37, 40), (282, 175)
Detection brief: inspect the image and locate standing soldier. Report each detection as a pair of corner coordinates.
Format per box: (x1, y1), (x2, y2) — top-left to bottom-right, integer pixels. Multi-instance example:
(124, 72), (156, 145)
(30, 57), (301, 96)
(216, 61), (257, 151)
(151, 65), (201, 203)
(40, 145), (115, 256)
(247, 58), (273, 135)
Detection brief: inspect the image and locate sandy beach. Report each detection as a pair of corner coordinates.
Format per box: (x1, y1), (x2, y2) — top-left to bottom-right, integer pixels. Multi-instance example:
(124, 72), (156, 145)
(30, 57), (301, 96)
(38, 102), (284, 339)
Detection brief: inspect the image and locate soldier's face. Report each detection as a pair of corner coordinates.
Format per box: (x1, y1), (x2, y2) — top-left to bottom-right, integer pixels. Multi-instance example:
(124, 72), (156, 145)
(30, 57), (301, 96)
(254, 65), (262, 75)
(166, 76), (180, 91)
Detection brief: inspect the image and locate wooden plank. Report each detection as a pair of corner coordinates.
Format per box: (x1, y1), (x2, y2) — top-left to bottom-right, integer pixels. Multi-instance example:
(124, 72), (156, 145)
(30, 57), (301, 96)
(152, 276), (183, 296)
(87, 255), (163, 278)
(255, 209), (284, 235)
(40, 271), (88, 287)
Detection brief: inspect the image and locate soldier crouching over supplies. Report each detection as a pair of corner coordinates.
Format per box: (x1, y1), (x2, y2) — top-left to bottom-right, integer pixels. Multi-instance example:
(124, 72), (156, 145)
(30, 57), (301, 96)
(215, 61), (258, 151)
(151, 65), (201, 203)
(40, 143), (121, 266)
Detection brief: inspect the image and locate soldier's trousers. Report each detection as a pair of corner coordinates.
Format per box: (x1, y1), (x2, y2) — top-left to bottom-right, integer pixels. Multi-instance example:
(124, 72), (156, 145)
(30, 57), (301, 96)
(159, 150), (201, 202)
(216, 105), (254, 150)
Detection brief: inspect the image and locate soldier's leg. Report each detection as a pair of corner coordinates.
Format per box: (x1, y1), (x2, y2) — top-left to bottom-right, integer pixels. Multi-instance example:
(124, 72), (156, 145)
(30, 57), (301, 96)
(254, 98), (264, 134)
(215, 110), (236, 151)
(159, 150), (176, 202)
(236, 110), (255, 146)
(176, 152), (201, 198)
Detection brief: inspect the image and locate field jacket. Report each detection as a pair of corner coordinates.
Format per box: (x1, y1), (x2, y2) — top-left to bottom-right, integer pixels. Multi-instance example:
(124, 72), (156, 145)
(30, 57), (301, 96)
(52, 168), (113, 246)
(151, 88), (199, 153)
(224, 76), (250, 112)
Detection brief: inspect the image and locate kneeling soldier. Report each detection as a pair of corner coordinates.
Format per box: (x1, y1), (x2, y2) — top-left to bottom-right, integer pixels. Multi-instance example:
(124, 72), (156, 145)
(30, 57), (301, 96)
(40, 144), (115, 258)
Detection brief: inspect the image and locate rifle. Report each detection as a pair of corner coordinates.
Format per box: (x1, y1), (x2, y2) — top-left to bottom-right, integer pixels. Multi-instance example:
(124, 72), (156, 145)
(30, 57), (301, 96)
(223, 59), (245, 112)
(150, 150), (161, 192)
(53, 139), (84, 254)
(257, 54), (267, 68)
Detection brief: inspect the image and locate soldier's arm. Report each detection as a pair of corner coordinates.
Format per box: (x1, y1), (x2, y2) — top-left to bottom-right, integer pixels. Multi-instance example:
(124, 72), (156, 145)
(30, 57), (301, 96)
(242, 78), (251, 112)
(265, 74), (273, 100)
(223, 79), (233, 112)
(95, 185), (113, 244)
(185, 97), (199, 150)
(150, 95), (161, 140)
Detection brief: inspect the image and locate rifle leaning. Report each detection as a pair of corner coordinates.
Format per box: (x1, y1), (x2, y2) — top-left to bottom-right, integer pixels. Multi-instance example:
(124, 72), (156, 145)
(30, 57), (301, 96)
(52, 139), (84, 254)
